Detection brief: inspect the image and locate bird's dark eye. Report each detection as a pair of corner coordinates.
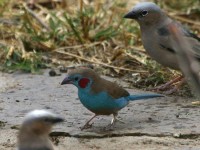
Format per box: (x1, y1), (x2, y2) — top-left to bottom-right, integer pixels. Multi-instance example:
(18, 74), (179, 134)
(141, 10), (148, 16)
(74, 77), (79, 81)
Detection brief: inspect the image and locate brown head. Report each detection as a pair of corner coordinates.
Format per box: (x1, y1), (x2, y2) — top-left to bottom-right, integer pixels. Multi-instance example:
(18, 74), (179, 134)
(61, 68), (101, 90)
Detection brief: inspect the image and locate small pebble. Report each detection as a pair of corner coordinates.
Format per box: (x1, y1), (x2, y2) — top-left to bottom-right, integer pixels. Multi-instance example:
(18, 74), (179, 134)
(49, 69), (57, 76)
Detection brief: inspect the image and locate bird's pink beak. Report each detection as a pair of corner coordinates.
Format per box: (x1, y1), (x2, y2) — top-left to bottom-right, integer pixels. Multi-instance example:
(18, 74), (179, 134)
(61, 77), (72, 85)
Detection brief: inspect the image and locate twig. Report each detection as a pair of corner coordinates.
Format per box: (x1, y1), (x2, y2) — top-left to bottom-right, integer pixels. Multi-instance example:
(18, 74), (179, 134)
(15, 33), (26, 58)
(23, 4), (51, 31)
(54, 41), (103, 51)
(80, 0), (83, 12)
(55, 50), (147, 73)
(169, 15), (200, 27)
(125, 52), (146, 65)
(129, 46), (146, 52)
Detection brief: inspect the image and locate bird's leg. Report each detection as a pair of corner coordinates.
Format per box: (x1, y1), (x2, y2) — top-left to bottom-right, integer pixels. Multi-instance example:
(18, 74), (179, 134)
(103, 114), (125, 130)
(153, 75), (183, 90)
(106, 113), (124, 128)
(81, 114), (98, 130)
(150, 75), (184, 94)
(111, 113), (118, 125)
(163, 78), (185, 94)
(103, 114), (117, 130)
(111, 114), (125, 125)
(110, 114), (116, 125)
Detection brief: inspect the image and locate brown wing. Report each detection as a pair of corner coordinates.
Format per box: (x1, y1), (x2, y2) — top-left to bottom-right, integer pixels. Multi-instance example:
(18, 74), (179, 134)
(91, 78), (130, 99)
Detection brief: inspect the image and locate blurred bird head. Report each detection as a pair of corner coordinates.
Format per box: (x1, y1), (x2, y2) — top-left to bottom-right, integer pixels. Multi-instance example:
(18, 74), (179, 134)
(124, 2), (166, 26)
(61, 68), (99, 90)
(21, 110), (64, 135)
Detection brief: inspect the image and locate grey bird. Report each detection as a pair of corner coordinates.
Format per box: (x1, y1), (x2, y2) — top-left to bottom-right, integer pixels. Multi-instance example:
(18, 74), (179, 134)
(17, 109), (64, 150)
(168, 23), (200, 95)
(124, 2), (200, 93)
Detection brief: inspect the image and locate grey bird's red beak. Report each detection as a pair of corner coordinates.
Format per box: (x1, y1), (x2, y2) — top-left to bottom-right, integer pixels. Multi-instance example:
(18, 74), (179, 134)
(61, 77), (72, 85)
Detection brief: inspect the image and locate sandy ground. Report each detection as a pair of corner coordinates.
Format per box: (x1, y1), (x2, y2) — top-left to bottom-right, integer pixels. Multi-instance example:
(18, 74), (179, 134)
(0, 70), (200, 150)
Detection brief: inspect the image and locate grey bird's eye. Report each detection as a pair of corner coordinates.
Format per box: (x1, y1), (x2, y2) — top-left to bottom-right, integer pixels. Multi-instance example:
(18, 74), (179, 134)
(141, 10), (148, 16)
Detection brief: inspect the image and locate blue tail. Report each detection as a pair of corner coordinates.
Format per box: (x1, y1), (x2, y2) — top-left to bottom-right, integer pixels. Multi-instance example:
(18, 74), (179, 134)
(127, 94), (164, 101)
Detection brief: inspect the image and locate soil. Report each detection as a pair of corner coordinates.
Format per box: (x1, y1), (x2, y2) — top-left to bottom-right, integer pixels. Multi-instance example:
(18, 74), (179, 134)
(0, 70), (200, 150)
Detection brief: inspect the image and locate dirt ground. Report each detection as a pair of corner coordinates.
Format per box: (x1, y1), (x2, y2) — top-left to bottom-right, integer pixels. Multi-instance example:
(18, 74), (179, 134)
(0, 70), (200, 150)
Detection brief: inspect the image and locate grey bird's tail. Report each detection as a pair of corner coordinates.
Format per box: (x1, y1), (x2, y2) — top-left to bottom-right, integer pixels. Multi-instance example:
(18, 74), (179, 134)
(127, 94), (164, 101)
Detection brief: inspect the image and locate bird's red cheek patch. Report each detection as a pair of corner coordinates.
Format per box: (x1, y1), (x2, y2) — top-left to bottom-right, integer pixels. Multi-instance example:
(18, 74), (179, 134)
(78, 78), (90, 88)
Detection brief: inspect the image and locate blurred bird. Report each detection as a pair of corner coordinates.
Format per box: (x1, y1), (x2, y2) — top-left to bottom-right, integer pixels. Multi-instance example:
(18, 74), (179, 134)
(17, 109), (64, 150)
(61, 68), (163, 130)
(168, 23), (200, 96)
(124, 2), (200, 94)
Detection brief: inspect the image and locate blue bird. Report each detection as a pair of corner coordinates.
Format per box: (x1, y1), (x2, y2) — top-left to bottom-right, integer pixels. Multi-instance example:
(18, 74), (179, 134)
(61, 68), (163, 129)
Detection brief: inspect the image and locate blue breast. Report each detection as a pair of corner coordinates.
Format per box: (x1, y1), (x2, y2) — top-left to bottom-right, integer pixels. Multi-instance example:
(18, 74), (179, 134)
(78, 89), (129, 115)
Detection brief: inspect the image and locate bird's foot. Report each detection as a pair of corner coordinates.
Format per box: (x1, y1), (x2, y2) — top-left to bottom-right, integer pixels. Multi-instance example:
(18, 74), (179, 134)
(151, 84), (179, 95)
(149, 76), (184, 94)
(162, 86), (179, 94)
(81, 122), (94, 130)
(103, 118), (125, 131)
(80, 114), (98, 130)
(103, 123), (115, 131)
(114, 117), (125, 124)
(102, 116), (125, 131)
(151, 83), (173, 91)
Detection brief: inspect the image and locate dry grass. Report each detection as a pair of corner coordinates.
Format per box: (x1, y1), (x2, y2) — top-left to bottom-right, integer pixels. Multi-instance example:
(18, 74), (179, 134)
(0, 0), (199, 90)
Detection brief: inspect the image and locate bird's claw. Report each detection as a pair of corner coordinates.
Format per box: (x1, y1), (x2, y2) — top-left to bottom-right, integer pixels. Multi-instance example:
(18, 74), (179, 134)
(111, 117), (125, 125)
(115, 117), (125, 124)
(150, 83), (173, 91)
(103, 116), (125, 130)
(103, 123), (114, 131)
(103, 118), (125, 131)
(149, 76), (184, 94)
(162, 86), (179, 94)
(81, 122), (94, 130)
(151, 85), (178, 94)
